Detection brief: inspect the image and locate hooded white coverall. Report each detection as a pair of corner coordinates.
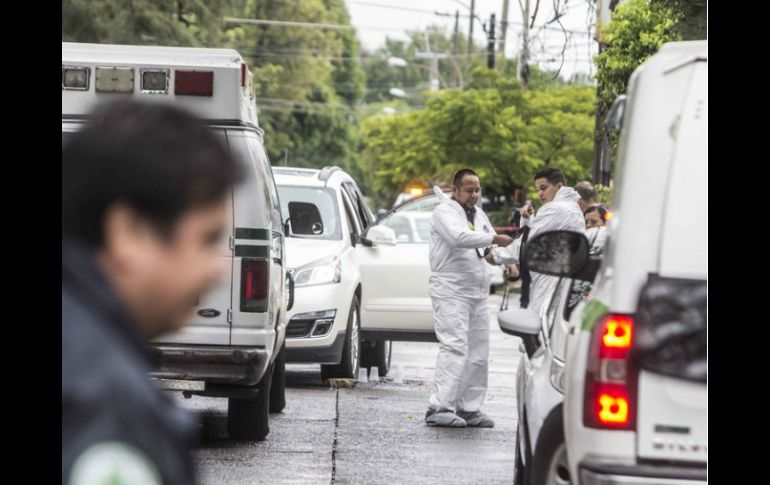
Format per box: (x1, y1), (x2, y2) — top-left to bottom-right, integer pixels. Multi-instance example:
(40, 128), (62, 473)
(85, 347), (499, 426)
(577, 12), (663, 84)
(428, 195), (496, 412)
(492, 186), (586, 317)
(587, 225), (608, 253)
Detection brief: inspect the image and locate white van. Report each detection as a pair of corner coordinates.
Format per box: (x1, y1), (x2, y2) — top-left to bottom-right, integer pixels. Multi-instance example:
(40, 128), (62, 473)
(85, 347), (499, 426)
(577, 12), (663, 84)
(62, 42), (293, 441)
(523, 40), (707, 484)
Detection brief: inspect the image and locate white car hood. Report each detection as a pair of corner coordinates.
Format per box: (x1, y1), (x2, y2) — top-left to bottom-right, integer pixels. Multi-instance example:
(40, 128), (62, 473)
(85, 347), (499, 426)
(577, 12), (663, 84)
(285, 237), (346, 270)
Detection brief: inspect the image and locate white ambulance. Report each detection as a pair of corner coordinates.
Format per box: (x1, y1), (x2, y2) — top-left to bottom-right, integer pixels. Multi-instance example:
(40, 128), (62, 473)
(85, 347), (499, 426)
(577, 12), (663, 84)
(62, 42), (293, 441)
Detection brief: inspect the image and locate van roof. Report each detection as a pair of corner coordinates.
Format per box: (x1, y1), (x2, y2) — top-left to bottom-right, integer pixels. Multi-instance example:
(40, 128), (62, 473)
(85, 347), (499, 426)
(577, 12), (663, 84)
(62, 42), (258, 127)
(273, 166), (352, 188)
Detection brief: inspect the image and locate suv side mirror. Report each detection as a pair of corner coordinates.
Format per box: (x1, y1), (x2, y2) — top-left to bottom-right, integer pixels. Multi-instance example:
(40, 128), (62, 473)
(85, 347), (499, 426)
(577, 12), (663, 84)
(287, 202), (324, 236)
(523, 230), (591, 279)
(497, 308), (540, 337)
(498, 308), (542, 358)
(361, 224), (397, 247)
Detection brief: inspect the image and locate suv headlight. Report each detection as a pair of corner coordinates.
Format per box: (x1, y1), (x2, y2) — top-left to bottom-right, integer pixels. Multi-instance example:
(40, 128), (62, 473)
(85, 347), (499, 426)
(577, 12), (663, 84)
(293, 257), (341, 287)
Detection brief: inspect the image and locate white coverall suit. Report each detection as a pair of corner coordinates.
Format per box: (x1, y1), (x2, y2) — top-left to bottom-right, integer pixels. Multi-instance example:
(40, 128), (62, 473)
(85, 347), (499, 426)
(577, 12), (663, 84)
(428, 196), (496, 413)
(492, 186), (586, 316)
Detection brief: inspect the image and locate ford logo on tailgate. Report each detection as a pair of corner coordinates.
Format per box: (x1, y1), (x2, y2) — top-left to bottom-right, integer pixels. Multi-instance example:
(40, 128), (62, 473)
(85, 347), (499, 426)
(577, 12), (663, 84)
(197, 308), (221, 318)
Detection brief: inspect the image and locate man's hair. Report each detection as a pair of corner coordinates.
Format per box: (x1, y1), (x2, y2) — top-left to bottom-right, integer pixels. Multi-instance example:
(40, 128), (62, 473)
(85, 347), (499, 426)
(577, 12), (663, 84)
(62, 100), (244, 247)
(584, 205), (608, 221)
(575, 180), (598, 201)
(534, 167), (566, 185)
(452, 168), (478, 187)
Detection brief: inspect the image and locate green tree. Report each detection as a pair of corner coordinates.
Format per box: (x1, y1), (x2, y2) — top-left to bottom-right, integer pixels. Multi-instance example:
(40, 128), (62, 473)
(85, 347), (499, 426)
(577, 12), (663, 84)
(227, 1), (364, 170)
(594, 0), (682, 116)
(654, 0), (707, 40)
(62, 0), (226, 46)
(361, 38), (429, 106)
(63, 0), (365, 175)
(360, 67), (595, 207)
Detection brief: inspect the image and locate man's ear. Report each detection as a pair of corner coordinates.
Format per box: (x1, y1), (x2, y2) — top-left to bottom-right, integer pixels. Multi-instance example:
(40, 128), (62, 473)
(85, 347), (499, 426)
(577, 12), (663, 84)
(101, 203), (156, 269)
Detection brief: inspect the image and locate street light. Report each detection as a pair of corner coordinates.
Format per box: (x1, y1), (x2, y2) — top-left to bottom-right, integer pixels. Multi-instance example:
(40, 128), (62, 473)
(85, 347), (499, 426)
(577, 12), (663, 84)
(388, 87), (407, 99)
(387, 56), (408, 68)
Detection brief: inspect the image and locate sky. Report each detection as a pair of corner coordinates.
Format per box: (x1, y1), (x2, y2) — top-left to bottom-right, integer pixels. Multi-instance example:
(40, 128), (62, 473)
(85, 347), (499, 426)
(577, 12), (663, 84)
(344, 0), (599, 82)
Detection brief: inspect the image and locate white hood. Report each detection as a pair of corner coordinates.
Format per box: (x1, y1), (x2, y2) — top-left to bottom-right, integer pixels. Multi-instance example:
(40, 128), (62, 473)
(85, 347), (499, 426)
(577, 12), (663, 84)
(285, 237), (346, 270)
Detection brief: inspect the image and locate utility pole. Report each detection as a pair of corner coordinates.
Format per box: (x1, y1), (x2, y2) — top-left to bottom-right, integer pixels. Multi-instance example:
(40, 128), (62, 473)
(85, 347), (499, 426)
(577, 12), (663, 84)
(452, 10), (460, 87)
(467, 0), (476, 62)
(486, 13), (496, 69)
(593, 2), (613, 183)
(518, 0), (531, 88)
(499, 0), (510, 58)
(453, 10), (460, 55)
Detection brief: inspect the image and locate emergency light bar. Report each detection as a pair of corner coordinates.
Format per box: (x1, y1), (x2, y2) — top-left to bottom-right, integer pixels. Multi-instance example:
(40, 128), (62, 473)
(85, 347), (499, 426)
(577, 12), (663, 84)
(62, 43), (257, 123)
(63, 65), (215, 97)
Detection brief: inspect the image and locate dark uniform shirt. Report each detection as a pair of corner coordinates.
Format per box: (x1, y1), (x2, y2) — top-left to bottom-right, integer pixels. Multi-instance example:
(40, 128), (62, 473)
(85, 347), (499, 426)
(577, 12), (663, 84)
(62, 235), (198, 484)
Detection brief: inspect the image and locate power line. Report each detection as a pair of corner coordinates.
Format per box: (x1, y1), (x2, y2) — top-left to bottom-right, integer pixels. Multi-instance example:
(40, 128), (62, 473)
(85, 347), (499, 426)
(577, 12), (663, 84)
(505, 20), (592, 36)
(451, 0), (472, 10)
(347, 1), (473, 18)
(224, 17), (407, 32)
(241, 49), (494, 62)
(224, 17), (354, 31)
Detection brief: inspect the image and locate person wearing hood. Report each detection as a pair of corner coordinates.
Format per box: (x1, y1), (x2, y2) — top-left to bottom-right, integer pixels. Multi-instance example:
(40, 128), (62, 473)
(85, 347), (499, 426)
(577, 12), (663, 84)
(488, 168), (586, 319)
(425, 169), (514, 428)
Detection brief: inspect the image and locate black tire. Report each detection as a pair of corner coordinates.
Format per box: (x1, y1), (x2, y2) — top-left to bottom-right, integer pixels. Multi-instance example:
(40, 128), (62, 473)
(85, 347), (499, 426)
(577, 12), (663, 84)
(227, 363), (273, 441)
(361, 339), (392, 376)
(515, 409), (533, 485)
(269, 342), (286, 413)
(530, 407), (570, 485)
(321, 296), (361, 380)
(514, 432), (525, 485)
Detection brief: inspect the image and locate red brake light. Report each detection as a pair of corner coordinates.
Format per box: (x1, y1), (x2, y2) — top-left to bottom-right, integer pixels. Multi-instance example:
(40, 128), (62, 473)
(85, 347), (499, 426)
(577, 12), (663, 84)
(241, 259), (269, 312)
(175, 70), (213, 96)
(595, 384), (630, 426)
(600, 315), (633, 358)
(584, 314), (637, 430)
(241, 62), (247, 87)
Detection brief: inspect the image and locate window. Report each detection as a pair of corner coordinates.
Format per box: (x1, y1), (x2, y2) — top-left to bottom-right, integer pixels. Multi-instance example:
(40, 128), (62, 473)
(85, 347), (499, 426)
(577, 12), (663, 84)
(342, 183), (374, 231)
(378, 194), (441, 244)
(340, 187), (362, 236)
(277, 186), (342, 240)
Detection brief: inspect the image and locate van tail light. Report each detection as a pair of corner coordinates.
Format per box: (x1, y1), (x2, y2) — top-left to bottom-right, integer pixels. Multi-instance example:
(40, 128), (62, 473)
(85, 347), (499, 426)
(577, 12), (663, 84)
(241, 259), (269, 312)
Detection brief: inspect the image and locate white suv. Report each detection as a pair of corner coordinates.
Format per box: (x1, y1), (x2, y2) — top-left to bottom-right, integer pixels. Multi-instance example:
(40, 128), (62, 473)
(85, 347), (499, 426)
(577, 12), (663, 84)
(274, 167), (392, 380)
(566, 42), (707, 485)
(498, 274), (596, 484)
(522, 41), (707, 485)
(276, 172), (509, 381)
